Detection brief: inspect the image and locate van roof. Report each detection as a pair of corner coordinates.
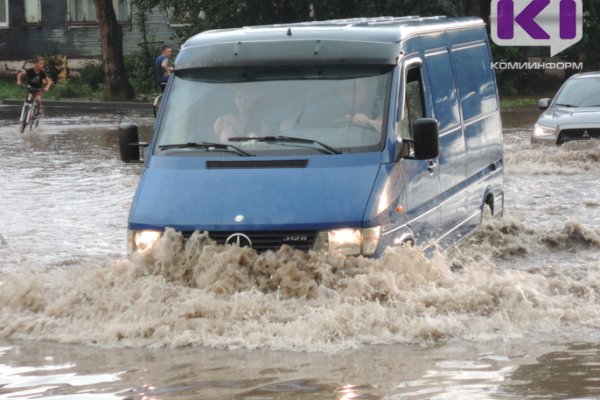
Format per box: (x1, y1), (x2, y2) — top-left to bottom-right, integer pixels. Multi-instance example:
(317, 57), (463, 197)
(185, 16), (483, 46)
(176, 16), (484, 69)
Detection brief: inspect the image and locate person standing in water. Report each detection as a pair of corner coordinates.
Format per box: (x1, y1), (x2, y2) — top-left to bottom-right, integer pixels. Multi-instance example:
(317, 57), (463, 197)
(155, 45), (173, 93)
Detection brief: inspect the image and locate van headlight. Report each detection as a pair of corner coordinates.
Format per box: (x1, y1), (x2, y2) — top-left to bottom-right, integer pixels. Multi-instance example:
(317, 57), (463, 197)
(315, 226), (381, 256)
(533, 124), (555, 138)
(128, 229), (162, 254)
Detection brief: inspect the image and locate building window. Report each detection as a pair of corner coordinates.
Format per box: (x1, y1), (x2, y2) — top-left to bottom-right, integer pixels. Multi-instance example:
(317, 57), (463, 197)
(69, 0), (130, 24)
(0, 0), (8, 28)
(25, 0), (41, 24)
(166, 5), (197, 27)
(114, 0), (129, 21)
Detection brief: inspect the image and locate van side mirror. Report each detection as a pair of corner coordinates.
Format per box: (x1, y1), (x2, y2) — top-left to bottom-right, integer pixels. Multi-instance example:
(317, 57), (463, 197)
(118, 123), (147, 163)
(537, 98), (551, 110)
(412, 118), (439, 160)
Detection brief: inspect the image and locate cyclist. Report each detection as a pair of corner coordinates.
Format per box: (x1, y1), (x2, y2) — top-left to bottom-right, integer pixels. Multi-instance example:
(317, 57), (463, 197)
(16, 56), (53, 117)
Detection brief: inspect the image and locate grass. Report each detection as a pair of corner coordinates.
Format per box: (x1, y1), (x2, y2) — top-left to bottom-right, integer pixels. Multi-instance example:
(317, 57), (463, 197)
(0, 78), (102, 101)
(0, 78), (156, 102)
(499, 96), (539, 108)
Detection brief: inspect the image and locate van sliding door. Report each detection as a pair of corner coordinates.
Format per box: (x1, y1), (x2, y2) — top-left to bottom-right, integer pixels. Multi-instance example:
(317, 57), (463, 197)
(424, 49), (468, 246)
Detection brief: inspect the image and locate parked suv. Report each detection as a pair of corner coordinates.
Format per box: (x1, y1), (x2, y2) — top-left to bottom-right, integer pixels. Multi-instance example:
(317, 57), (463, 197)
(532, 72), (600, 145)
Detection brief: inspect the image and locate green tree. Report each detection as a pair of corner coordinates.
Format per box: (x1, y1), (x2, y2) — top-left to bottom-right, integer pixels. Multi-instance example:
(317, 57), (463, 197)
(134, 0), (600, 97)
(94, 0), (135, 100)
(135, 0), (455, 40)
(163, 0), (312, 39)
(560, 0), (600, 71)
(311, 0), (449, 19)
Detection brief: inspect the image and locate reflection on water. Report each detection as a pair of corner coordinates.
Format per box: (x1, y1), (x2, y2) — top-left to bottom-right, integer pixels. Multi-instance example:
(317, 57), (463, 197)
(0, 105), (599, 398)
(3, 338), (600, 399)
(0, 107), (152, 268)
(508, 343), (600, 399)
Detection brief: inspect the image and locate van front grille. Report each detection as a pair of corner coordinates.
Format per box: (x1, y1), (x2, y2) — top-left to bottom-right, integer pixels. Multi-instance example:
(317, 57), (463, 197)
(557, 128), (600, 144)
(182, 230), (318, 252)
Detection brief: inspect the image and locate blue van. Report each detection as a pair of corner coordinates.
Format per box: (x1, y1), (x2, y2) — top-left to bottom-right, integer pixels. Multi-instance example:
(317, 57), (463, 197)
(119, 16), (504, 257)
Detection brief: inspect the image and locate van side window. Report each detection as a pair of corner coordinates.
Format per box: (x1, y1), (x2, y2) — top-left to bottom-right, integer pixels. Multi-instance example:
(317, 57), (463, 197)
(452, 43), (498, 121)
(397, 66), (425, 141)
(425, 50), (460, 132)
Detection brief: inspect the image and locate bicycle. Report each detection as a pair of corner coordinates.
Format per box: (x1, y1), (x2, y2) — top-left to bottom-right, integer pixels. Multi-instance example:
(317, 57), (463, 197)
(153, 94), (162, 118)
(18, 85), (42, 134)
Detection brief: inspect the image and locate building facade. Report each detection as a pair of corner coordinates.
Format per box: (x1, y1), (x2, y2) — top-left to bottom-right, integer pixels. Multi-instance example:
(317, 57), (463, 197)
(0, 0), (177, 76)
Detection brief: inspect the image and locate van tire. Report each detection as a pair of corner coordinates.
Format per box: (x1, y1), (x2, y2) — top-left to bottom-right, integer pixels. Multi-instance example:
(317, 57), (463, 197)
(480, 196), (494, 224)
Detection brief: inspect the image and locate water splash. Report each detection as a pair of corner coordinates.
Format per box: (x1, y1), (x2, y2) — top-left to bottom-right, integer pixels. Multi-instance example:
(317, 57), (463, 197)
(1, 227), (599, 352)
(505, 139), (600, 175)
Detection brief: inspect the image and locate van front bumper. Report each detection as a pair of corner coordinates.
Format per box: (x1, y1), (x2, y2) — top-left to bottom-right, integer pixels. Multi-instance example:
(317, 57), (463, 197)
(128, 226), (382, 257)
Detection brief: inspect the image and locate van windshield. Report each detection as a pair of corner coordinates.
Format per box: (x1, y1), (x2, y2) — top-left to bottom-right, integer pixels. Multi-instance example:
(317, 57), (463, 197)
(155, 65), (392, 156)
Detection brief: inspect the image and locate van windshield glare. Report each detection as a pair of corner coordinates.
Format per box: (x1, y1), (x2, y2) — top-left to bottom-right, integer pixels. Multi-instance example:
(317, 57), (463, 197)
(155, 65), (392, 155)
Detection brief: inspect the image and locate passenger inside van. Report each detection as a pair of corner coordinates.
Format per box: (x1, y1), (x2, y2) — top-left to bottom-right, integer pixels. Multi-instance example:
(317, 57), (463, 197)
(346, 78), (384, 132)
(277, 77), (384, 140)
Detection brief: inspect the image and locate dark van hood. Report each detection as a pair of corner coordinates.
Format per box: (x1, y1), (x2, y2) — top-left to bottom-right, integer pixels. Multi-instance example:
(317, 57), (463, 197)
(129, 156), (382, 231)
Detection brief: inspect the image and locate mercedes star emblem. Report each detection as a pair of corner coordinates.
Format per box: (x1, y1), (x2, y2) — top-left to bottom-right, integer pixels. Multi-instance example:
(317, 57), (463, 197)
(225, 233), (252, 247)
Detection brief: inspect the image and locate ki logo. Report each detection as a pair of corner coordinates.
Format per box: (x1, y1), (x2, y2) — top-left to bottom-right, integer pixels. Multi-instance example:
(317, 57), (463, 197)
(490, 0), (583, 56)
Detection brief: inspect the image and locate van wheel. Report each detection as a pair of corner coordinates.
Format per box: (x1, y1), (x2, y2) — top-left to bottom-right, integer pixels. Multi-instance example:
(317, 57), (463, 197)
(480, 202), (493, 225)
(399, 237), (414, 247)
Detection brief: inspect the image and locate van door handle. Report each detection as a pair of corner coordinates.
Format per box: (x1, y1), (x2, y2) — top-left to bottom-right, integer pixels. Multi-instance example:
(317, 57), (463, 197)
(428, 161), (437, 173)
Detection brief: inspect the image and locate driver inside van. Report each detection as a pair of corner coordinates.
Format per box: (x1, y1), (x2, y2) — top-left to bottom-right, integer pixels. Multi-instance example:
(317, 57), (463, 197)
(213, 88), (254, 142)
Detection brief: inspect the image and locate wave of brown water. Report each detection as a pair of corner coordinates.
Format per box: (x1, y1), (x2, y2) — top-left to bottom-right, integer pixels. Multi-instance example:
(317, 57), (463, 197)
(1, 217), (599, 353)
(505, 137), (600, 175)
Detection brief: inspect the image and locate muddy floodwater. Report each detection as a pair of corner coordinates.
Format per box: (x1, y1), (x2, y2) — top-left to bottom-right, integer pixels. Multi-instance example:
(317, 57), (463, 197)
(0, 104), (599, 399)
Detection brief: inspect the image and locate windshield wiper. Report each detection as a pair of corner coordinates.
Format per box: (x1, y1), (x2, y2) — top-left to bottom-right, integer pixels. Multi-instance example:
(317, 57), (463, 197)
(555, 103), (577, 107)
(158, 142), (254, 157)
(228, 135), (342, 155)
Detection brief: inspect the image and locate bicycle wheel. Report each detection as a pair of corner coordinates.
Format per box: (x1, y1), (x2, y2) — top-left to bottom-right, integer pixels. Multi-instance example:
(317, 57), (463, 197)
(27, 105), (36, 132)
(33, 105), (41, 128)
(153, 95), (162, 118)
(19, 104), (30, 134)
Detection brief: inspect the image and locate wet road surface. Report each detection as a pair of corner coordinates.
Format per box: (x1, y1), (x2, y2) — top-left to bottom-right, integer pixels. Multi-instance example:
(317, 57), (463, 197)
(0, 104), (599, 399)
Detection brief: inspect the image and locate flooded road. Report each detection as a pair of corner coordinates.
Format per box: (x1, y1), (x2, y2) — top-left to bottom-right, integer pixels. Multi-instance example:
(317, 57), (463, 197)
(0, 104), (599, 399)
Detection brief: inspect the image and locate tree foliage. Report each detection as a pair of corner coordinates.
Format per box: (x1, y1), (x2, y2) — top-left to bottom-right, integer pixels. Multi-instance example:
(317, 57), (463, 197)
(132, 0), (600, 96)
(135, 0), (454, 39)
(560, 0), (600, 70)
